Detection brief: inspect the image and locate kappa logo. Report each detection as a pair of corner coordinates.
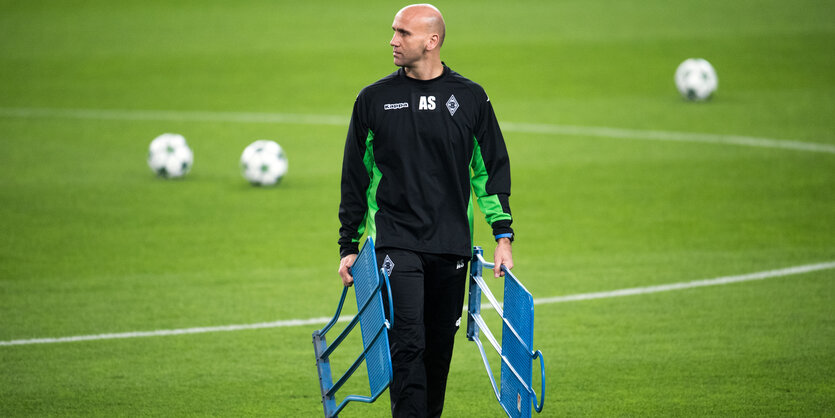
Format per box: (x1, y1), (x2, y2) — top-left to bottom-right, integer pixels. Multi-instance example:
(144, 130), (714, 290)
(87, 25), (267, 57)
(446, 95), (459, 116)
(384, 102), (409, 111)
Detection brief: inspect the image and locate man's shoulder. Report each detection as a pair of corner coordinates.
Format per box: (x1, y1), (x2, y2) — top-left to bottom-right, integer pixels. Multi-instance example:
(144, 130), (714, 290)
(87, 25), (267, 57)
(357, 70), (402, 98)
(446, 67), (489, 102)
(447, 68), (479, 87)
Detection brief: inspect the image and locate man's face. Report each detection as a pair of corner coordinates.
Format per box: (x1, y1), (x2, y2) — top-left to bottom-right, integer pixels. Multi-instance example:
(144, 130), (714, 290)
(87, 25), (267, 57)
(390, 11), (428, 68)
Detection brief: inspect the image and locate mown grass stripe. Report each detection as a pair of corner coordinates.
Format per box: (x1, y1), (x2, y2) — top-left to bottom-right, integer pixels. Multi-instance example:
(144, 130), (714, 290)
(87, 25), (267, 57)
(2, 260), (832, 347)
(1, 107), (833, 154)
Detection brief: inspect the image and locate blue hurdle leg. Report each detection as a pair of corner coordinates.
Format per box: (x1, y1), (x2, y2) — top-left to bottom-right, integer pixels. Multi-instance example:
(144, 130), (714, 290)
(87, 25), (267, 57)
(312, 330), (337, 417)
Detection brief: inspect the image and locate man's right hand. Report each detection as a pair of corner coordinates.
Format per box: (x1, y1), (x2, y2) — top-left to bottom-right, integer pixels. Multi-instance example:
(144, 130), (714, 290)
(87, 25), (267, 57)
(338, 254), (358, 287)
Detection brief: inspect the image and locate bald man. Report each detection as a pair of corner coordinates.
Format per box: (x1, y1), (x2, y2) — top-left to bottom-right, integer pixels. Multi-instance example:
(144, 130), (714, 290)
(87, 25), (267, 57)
(338, 4), (514, 416)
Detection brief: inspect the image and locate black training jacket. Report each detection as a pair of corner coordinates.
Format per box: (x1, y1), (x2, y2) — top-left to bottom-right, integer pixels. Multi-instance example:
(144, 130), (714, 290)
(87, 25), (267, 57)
(338, 65), (513, 258)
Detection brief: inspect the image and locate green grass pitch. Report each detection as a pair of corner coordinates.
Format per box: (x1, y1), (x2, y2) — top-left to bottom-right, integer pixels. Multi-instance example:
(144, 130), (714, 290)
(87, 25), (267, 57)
(1, 0), (833, 416)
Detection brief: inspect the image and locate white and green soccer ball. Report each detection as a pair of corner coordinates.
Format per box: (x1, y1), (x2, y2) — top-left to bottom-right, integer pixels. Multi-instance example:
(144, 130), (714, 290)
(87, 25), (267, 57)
(240, 140), (288, 186)
(674, 58), (718, 101)
(147, 133), (193, 178)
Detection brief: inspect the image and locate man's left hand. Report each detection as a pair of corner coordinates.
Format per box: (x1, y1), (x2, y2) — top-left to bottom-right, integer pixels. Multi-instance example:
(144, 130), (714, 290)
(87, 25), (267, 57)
(493, 237), (513, 278)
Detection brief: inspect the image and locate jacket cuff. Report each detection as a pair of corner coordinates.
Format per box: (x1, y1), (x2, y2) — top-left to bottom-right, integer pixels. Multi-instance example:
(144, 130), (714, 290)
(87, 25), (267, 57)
(340, 244), (359, 258)
(491, 219), (513, 239)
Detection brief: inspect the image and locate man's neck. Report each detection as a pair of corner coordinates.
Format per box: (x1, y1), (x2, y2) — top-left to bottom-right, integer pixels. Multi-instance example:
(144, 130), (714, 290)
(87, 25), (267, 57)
(403, 58), (444, 80)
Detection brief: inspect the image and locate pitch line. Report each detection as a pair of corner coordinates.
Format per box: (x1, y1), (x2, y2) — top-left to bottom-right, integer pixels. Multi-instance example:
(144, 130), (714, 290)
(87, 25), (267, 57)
(0, 107), (348, 127)
(1, 107), (834, 154)
(531, 261), (835, 305)
(1, 260), (833, 347)
(0, 317), (338, 347)
(501, 122), (835, 154)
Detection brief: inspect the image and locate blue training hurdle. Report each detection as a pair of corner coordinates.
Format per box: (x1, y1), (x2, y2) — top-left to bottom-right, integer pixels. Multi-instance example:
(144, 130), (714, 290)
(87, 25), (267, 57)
(312, 238), (394, 418)
(467, 246), (546, 417)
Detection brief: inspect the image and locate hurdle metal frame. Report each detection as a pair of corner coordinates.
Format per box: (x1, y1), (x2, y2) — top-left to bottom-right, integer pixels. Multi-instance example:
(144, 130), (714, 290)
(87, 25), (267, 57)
(312, 238), (394, 418)
(467, 246), (546, 417)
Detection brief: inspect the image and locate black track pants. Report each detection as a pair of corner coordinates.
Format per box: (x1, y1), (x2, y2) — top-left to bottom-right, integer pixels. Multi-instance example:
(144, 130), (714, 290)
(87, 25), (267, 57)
(377, 248), (469, 418)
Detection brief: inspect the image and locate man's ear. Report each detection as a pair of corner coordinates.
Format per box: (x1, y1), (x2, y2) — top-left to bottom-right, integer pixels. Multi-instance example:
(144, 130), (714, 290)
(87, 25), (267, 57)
(425, 34), (440, 52)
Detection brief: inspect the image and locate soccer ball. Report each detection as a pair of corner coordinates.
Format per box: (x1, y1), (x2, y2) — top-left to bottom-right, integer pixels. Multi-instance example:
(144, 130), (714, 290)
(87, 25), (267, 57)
(240, 140), (288, 186)
(674, 58), (718, 101)
(147, 133), (193, 178)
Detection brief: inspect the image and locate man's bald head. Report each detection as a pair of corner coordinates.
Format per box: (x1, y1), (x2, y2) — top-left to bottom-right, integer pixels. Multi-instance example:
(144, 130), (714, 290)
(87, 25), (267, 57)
(390, 4), (446, 78)
(395, 4), (446, 47)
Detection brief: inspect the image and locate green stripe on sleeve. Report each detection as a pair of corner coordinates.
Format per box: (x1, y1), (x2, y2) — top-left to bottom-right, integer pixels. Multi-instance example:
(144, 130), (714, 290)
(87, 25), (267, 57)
(470, 136), (512, 225)
(362, 130), (381, 242)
